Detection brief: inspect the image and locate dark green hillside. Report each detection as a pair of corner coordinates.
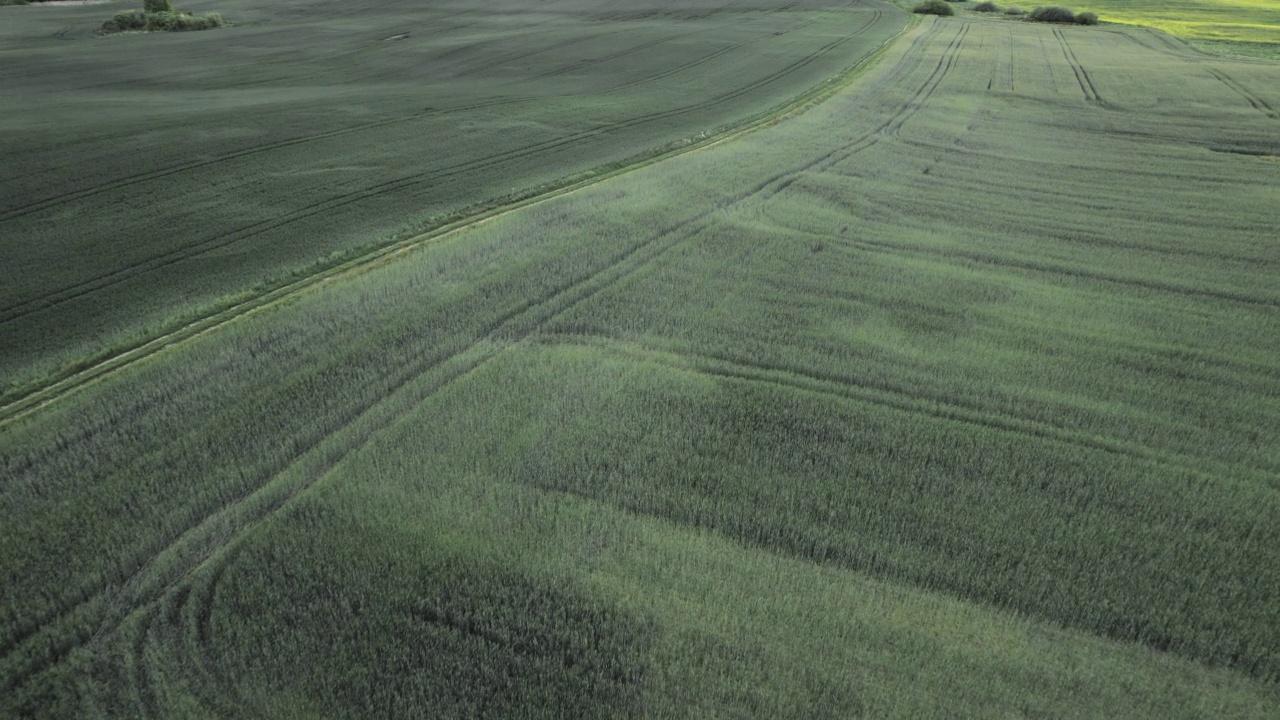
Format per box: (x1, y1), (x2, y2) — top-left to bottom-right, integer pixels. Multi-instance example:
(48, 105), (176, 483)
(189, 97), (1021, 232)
(0, 0), (903, 395)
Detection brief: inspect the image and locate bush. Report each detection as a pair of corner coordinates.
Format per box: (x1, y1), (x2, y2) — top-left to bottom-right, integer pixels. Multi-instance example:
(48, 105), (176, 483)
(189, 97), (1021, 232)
(1076, 10), (1099, 24)
(102, 9), (146, 32)
(1029, 5), (1076, 22)
(101, 7), (223, 33)
(147, 11), (223, 31)
(143, 0), (171, 12)
(174, 12), (223, 30)
(913, 0), (954, 15)
(1005, 5), (1025, 14)
(973, 1), (1001, 10)
(146, 10), (175, 30)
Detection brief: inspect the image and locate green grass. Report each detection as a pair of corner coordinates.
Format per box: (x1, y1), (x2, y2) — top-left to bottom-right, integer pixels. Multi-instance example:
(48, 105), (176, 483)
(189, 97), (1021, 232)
(0, 0), (904, 394)
(2, 12), (1280, 719)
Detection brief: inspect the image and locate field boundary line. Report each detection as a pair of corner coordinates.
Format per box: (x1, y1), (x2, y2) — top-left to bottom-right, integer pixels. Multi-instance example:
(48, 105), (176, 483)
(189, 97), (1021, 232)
(0, 8), (914, 421)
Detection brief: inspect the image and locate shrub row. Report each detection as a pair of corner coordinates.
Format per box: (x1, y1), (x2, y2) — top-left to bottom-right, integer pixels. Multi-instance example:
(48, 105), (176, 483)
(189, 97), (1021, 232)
(102, 8), (224, 33)
(912, 0), (953, 16)
(1029, 5), (1099, 23)
(936, 1), (1096, 21)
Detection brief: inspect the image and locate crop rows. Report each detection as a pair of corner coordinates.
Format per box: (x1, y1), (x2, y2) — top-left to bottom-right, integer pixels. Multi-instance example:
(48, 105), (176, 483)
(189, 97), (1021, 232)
(2, 12), (1279, 719)
(0, 0), (901, 392)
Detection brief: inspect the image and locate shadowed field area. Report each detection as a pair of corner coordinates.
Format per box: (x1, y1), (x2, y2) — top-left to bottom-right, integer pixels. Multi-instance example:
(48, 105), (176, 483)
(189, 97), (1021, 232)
(0, 0), (903, 392)
(2, 9), (1279, 720)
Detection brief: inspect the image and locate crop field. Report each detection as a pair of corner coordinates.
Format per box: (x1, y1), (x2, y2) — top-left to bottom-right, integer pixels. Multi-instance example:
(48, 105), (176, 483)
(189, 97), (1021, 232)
(1068, 0), (1280, 44)
(3, 6), (1280, 720)
(0, 0), (903, 395)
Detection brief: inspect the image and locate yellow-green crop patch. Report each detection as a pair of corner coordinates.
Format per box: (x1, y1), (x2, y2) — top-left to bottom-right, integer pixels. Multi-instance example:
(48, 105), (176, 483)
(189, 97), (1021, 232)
(1040, 0), (1280, 43)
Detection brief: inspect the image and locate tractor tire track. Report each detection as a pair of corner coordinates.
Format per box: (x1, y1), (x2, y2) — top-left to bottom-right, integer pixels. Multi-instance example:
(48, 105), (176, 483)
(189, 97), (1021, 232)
(1036, 32), (1061, 94)
(765, 0), (807, 12)
(467, 0), (769, 78)
(1008, 26), (1016, 92)
(592, 0), (864, 93)
(761, 18), (960, 200)
(783, 217), (1280, 309)
(543, 333), (1278, 488)
(1207, 67), (1280, 119)
(1109, 26), (1188, 61)
(1054, 27), (1105, 107)
(0, 101), (494, 224)
(880, 21), (966, 136)
(128, 614), (160, 720)
(1114, 26), (1204, 61)
(181, 554), (255, 720)
(533, 0), (777, 81)
(534, 29), (696, 80)
(696, 18), (948, 207)
(0, 205), (721, 695)
(427, 2), (605, 63)
(453, 27), (635, 78)
(214, 21), (485, 91)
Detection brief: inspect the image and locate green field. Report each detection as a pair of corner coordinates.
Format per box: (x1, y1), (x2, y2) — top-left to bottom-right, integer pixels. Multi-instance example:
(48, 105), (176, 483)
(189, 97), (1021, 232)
(3, 3), (1280, 719)
(0, 0), (903, 395)
(1076, 0), (1280, 44)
